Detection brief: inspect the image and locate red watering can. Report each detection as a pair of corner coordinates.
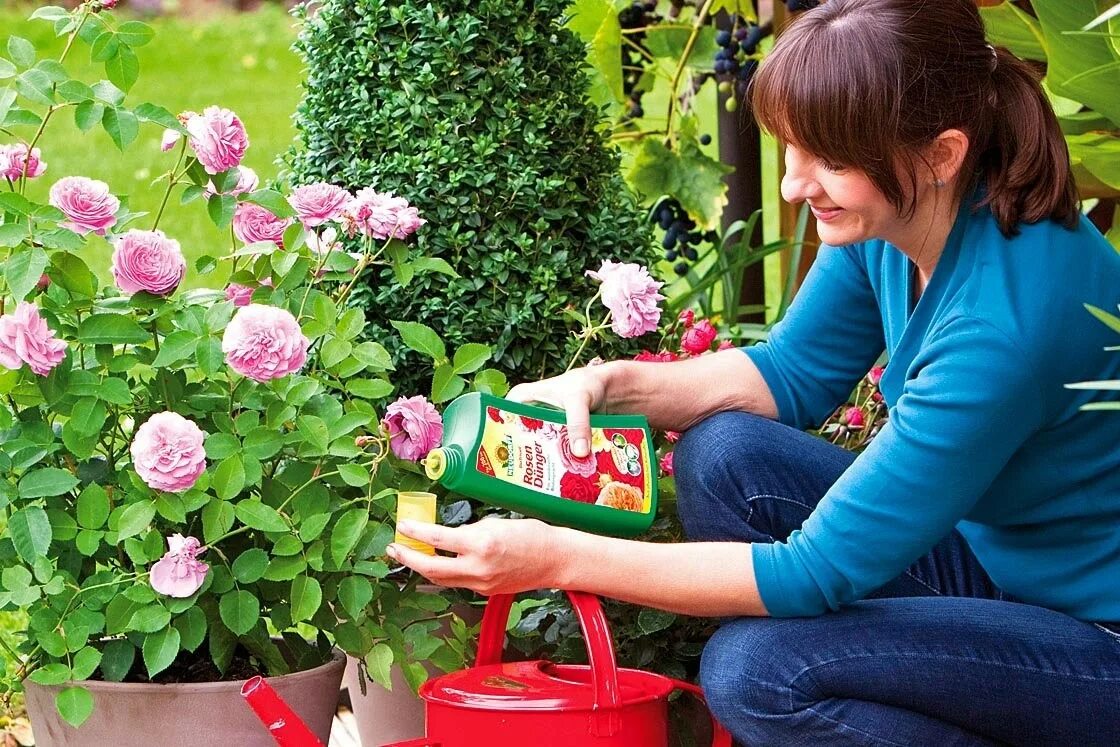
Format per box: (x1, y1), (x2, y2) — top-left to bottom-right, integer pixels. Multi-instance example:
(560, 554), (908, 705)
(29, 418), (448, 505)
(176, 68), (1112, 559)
(381, 590), (732, 747)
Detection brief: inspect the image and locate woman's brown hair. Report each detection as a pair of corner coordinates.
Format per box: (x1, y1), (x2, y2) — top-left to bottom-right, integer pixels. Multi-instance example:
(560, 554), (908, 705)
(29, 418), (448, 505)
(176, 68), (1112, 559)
(749, 0), (1079, 237)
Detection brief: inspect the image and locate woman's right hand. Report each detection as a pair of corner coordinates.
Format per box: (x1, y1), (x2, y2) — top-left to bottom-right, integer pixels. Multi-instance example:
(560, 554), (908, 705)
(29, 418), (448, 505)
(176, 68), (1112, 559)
(506, 365), (611, 458)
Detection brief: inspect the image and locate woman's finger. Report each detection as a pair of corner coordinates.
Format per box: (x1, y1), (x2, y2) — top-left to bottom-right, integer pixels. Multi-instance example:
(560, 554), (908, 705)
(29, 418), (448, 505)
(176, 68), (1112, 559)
(387, 542), (462, 580)
(396, 520), (473, 554)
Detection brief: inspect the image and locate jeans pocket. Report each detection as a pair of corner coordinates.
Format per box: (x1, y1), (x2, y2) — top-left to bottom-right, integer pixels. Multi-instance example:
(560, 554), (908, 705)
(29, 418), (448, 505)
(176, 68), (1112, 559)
(1093, 623), (1120, 644)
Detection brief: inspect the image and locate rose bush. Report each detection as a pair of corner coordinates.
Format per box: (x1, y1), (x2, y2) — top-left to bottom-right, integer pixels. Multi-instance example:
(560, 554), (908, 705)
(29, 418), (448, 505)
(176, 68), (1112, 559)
(0, 1), (508, 728)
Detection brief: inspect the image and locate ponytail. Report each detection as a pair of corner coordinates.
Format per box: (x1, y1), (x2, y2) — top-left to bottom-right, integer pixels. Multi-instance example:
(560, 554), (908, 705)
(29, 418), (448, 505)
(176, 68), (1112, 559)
(977, 48), (1080, 236)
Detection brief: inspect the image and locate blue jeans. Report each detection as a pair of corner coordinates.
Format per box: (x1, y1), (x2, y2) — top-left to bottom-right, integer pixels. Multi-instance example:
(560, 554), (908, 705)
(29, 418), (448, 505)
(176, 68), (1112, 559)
(674, 411), (1120, 746)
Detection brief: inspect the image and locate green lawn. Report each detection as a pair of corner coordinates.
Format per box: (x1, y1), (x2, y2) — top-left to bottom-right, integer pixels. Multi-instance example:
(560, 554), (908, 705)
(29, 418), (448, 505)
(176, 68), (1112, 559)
(2, 2), (304, 290)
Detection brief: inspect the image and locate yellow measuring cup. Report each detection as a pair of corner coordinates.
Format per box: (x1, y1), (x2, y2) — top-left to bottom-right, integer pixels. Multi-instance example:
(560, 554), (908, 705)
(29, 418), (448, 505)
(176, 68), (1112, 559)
(394, 491), (437, 556)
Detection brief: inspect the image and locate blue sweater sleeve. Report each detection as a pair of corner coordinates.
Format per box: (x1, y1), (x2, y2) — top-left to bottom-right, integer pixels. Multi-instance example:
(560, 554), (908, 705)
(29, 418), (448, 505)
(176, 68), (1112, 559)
(744, 244), (885, 429)
(752, 317), (1045, 617)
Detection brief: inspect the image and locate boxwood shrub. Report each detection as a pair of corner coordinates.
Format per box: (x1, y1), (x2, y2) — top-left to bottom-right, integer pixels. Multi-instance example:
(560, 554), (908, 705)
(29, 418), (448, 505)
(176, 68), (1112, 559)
(284, 0), (657, 392)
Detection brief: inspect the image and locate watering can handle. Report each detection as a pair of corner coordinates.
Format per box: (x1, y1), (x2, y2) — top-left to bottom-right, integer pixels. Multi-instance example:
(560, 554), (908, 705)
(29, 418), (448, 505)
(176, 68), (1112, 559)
(478, 591), (622, 734)
(668, 677), (734, 747)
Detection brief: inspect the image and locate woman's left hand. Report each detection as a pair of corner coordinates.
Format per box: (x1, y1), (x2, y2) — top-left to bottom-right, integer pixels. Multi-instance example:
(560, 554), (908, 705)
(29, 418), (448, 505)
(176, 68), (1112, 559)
(386, 517), (564, 596)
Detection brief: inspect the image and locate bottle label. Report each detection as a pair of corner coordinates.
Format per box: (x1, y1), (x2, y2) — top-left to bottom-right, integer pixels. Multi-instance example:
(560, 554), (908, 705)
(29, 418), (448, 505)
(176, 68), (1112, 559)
(476, 406), (653, 513)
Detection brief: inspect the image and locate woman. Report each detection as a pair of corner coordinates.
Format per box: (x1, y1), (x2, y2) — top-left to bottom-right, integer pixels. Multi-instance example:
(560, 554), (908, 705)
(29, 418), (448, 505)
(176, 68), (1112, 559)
(387, 1), (1120, 743)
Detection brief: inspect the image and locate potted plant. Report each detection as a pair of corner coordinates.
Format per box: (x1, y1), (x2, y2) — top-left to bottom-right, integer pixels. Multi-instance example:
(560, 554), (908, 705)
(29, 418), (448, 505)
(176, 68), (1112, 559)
(0, 2), (490, 743)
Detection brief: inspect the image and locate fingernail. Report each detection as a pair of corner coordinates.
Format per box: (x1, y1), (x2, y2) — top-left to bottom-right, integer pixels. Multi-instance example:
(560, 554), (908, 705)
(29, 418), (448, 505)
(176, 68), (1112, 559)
(398, 520), (413, 533)
(573, 438), (589, 457)
(386, 544), (398, 559)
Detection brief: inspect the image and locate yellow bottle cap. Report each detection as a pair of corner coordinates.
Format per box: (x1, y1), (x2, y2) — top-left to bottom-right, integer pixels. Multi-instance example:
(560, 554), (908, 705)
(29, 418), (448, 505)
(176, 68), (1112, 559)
(424, 449), (446, 480)
(395, 491), (437, 556)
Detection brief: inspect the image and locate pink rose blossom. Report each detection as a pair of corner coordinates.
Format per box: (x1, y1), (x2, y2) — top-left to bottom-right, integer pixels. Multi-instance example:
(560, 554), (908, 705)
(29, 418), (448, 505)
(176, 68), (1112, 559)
(185, 106), (249, 175)
(222, 304), (309, 382)
(680, 319), (718, 355)
(232, 201), (290, 247)
(665, 430), (680, 443)
(558, 426), (598, 478)
(716, 339), (735, 351)
(0, 302), (67, 376)
(48, 176), (119, 236)
(842, 407), (866, 429)
(659, 451), (674, 476)
(130, 412), (207, 493)
(344, 188), (426, 240)
(634, 350), (679, 363)
(288, 183), (351, 228)
(0, 144), (47, 181)
(35, 274), (50, 291)
(586, 260), (664, 339)
(160, 129), (181, 152)
(149, 534), (209, 598)
(224, 278), (272, 307)
(95, 0), (119, 11)
(868, 366), (885, 386)
(111, 229), (186, 296)
(205, 166), (258, 198)
(381, 395), (443, 461)
(678, 309), (695, 329)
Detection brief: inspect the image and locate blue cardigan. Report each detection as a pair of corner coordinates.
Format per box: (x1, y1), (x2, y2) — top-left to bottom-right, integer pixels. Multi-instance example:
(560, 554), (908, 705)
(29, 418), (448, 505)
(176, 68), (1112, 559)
(744, 200), (1120, 620)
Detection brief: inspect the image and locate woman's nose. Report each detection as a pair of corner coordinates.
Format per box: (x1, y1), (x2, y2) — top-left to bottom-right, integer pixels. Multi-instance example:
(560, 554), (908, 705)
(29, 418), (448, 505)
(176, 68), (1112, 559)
(780, 169), (823, 205)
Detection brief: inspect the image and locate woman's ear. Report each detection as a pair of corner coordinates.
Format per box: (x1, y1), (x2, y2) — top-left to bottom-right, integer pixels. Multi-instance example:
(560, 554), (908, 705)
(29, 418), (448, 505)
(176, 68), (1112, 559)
(928, 129), (970, 186)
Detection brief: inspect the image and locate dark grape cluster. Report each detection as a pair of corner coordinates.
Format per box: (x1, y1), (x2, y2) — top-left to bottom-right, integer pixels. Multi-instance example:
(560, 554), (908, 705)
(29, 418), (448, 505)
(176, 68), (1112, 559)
(618, 1), (660, 121)
(651, 198), (719, 276)
(712, 17), (765, 110)
(785, 0), (822, 11)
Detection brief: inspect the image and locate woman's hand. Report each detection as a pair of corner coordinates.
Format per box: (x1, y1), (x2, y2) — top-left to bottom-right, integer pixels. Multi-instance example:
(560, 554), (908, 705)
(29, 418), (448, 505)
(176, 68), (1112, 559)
(386, 517), (565, 596)
(507, 365), (611, 457)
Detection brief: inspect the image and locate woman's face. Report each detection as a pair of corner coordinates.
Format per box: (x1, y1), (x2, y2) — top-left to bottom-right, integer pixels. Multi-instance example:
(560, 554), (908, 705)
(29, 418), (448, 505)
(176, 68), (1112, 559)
(780, 144), (901, 247)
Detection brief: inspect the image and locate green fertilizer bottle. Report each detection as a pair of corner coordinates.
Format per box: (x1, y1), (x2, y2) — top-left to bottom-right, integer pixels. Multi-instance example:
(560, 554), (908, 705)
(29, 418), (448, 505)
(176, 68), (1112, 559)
(424, 392), (658, 538)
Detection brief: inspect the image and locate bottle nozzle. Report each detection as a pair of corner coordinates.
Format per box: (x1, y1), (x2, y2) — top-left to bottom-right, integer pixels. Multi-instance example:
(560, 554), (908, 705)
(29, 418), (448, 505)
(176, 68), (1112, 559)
(424, 448), (446, 480)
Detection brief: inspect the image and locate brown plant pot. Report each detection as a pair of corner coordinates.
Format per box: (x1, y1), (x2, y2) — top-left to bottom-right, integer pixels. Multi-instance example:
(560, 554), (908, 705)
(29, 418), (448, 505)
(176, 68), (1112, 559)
(344, 585), (483, 746)
(24, 648), (346, 747)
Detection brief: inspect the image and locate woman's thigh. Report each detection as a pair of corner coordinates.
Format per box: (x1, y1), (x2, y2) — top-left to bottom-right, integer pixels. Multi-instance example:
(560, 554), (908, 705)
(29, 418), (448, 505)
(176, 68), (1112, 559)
(700, 597), (1120, 746)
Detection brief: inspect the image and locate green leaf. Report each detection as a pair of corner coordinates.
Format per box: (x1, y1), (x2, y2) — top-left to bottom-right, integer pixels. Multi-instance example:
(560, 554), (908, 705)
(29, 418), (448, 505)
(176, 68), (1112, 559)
(979, 2), (1046, 61)
(117, 21), (155, 48)
(290, 575), (322, 622)
(564, 0), (624, 104)
(77, 484), (110, 529)
(29, 663), (72, 686)
(202, 499), (235, 544)
(174, 607), (207, 653)
(207, 194), (236, 230)
(352, 341), (394, 370)
(152, 330), (198, 367)
(231, 548), (269, 583)
(1035, 2), (1120, 127)
(105, 44), (139, 92)
(628, 137), (731, 231)
(411, 257), (460, 279)
(320, 337), (352, 368)
(0, 223), (26, 248)
(431, 364), (466, 404)
(243, 189), (297, 219)
(117, 501), (155, 541)
(212, 456), (246, 501)
(219, 590), (260, 636)
(263, 555), (306, 581)
(242, 428), (285, 460)
(74, 100), (104, 132)
(56, 79), (94, 104)
(69, 397), (108, 436)
(338, 576), (374, 618)
(347, 378), (394, 400)
(142, 626), (181, 678)
(296, 415), (329, 454)
(8, 507), (52, 562)
(196, 337), (223, 376)
(100, 639), (135, 682)
(19, 467), (78, 498)
(452, 343), (492, 375)
(7, 37), (35, 69)
(391, 321), (446, 361)
(30, 6), (70, 22)
(1086, 304), (1120, 335)
(102, 105), (139, 151)
(50, 251), (97, 297)
(133, 102), (183, 132)
(91, 32), (120, 63)
(128, 605), (171, 633)
(234, 500), (288, 532)
(0, 192), (33, 216)
(337, 463), (370, 488)
(0, 59), (14, 80)
(5, 246), (48, 302)
(473, 368), (509, 397)
(55, 686), (94, 728)
(364, 643), (394, 690)
(331, 508), (369, 566)
(79, 313), (148, 344)
(636, 609), (676, 635)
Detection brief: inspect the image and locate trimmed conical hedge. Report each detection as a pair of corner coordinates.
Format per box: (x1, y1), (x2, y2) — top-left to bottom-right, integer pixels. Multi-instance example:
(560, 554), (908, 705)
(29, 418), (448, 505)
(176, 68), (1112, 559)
(284, 0), (656, 392)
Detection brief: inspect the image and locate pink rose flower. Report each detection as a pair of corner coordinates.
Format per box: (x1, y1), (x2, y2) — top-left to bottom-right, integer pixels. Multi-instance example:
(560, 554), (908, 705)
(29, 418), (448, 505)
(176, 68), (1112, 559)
(288, 183), (351, 228)
(344, 188), (426, 240)
(842, 406), (866, 429)
(111, 229), (186, 296)
(222, 304), (309, 382)
(680, 319), (718, 355)
(868, 366), (885, 386)
(130, 411), (207, 493)
(0, 302), (67, 376)
(185, 106), (249, 175)
(35, 274), (51, 291)
(232, 201), (290, 247)
(634, 350), (679, 363)
(659, 451), (674, 477)
(678, 309), (695, 329)
(586, 260), (664, 339)
(160, 128), (181, 152)
(664, 430), (680, 443)
(558, 426), (598, 478)
(224, 278), (272, 307)
(149, 534), (209, 598)
(205, 166), (258, 198)
(0, 143), (47, 181)
(48, 176), (120, 236)
(381, 395), (443, 461)
(717, 339), (735, 351)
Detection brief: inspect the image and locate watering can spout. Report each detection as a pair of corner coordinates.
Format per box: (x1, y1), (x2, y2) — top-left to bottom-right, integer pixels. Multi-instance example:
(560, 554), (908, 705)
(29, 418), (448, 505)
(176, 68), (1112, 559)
(241, 675), (325, 747)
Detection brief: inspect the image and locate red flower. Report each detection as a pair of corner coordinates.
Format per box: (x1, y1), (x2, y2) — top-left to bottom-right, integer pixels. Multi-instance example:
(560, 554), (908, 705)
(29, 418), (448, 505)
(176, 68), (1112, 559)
(634, 349), (679, 363)
(659, 451), (674, 476)
(868, 366), (885, 385)
(595, 449), (644, 489)
(678, 309), (695, 328)
(520, 416), (544, 431)
(842, 406), (865, 428)
(561, 471), (599, 503)
(680, 319), (718, 355)
(664, 431), (680, 443)
(716, 339), (735, 351)
(486, 406), (503, 423)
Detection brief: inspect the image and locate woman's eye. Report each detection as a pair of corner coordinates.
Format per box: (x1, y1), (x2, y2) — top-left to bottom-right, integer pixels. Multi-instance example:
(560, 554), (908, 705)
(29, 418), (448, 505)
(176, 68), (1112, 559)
(817, 159), (845, 173)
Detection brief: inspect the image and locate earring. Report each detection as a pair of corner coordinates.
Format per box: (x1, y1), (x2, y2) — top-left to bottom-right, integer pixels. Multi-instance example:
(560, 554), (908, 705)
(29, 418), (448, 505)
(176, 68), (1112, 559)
(933, 179), (945, 188)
